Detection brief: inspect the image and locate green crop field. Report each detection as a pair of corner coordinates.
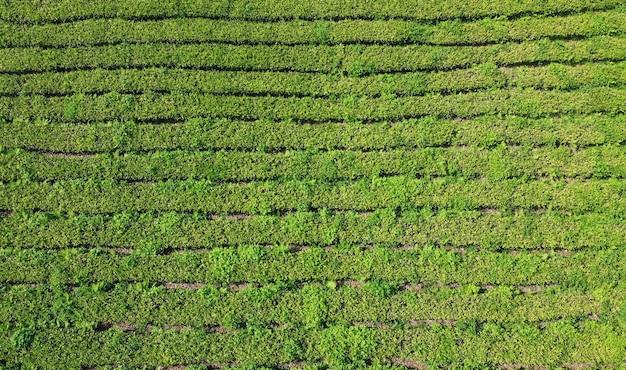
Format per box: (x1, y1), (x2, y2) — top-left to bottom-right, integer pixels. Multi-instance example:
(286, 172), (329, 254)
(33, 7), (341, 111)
(2, 0), (626, 369)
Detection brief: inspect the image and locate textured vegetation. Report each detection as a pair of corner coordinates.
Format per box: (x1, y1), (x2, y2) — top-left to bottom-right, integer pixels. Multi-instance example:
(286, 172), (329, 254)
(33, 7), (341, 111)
(2, 0), (626, 369)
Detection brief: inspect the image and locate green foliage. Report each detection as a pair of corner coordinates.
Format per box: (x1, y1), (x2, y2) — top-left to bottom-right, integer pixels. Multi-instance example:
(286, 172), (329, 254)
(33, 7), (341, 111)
(319, 325), (375, 366)
(63, 93), (84, 120)
(2, 176), (625, 217)
(461, 284), (481, 296)
(406, 22), (434, 43)
(314, 21), (331, 45)
(10, 326), (35, 350)
(9, 59), (624, 98)
(136, 239), (164, 256)
(1, 0), (622, 23)
(301, 285), (328, 328)
(364, 279), (395, 299)
(456, 319), (480, 336)
(1, 1), (626, 368)
(197, 284), (220, 301)
(347, 61), (376, 77)
(2, 114), (625, 153)
(4, 209), (626, 251)
(112, 120), (138, 150)
(3, 85), (626, 123)
(4, 34), (626, 81)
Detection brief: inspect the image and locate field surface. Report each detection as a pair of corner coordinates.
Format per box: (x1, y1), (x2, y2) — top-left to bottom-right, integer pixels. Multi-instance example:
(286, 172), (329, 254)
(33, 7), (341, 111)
(1, 0), (626, 369)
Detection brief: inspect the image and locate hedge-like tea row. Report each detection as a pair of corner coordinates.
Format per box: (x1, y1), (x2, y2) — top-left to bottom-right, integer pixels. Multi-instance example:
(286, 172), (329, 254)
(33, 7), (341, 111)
(2, 210), (624, 250)
(3, 145), (626, 182)
(2, 177), (626, 215)
(2, 322), (624, 368)
(4, 62), (626, 97)
(1, 0), (621, 23)
(509, 61), (626, 90)
(2, 114), (624, 153)
(0, 64), (506, 96)
(2, 88), (626, 122)
(2, 10), (626, 48)
(2, 283), (615, 329)
(1, 246), (623, 287)
(2, 36), (626, 74)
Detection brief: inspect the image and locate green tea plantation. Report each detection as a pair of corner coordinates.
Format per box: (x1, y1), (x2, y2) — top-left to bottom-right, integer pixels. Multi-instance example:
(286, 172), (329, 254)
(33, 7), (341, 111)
(1, 0), (626, 368)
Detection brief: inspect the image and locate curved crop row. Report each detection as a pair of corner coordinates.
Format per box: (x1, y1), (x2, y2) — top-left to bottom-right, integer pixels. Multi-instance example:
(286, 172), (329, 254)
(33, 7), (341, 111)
(1, 115), (623, 153)
(1, 0), (621, 23)
(3, 145), (626, 182)
(2, 36), (626, 74)
(3, 62), (626, 98)
(2, 177), (626, 215)
(2, 322), (624, 368)
(2, 283), (615, 329)
(1, 246), (623, 287)
(2, 10), (625, 48)
(2, 88), (626, 123)
(0, 64), (506, 97)
(2, 210), (625, 250)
